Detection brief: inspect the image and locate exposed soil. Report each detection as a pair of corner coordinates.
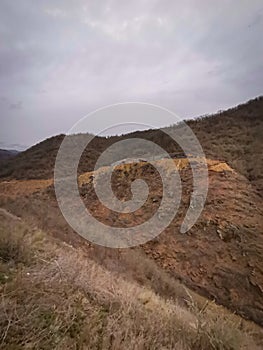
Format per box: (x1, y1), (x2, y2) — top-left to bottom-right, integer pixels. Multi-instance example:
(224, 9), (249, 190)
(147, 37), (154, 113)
(0, 158), (262, 326)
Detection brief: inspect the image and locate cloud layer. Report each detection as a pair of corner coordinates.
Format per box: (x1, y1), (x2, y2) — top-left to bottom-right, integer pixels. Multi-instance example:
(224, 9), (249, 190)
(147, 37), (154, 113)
(1, 0), (262, 148)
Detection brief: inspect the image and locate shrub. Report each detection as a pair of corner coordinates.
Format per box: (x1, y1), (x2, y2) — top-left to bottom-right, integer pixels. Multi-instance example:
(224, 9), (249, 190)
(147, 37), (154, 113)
(0, 224), (31, 264)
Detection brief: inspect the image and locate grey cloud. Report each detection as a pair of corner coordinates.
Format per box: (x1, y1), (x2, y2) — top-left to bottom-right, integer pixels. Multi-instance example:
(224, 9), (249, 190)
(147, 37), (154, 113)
(9, 101), (23, 110)
(0, 0), (262, 148)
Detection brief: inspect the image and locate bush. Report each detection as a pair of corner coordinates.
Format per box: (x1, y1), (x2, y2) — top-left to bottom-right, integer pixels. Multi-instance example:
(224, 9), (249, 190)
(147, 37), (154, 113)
(0, 224), (31, 264)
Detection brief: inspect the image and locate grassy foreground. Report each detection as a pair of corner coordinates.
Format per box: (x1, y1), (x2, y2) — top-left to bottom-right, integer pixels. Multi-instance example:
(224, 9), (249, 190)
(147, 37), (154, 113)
(0, 213), (261, 350)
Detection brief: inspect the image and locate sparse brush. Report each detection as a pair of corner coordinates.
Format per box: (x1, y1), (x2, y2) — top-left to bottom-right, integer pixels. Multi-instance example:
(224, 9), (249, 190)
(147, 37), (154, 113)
(0, 216), (260, 350)
(0, 224), (31, 265)
(0, 245), (251, 350)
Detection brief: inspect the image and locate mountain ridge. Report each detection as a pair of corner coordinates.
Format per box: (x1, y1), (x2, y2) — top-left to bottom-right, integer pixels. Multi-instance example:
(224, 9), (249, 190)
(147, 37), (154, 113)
(1, 95), (262, 195)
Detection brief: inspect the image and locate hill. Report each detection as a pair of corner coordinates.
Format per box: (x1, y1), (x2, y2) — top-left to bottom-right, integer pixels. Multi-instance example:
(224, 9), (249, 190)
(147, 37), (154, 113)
(186, 96), (263, 196)
(1, 209), (262, 349)
(0, 149), (19, 161)
(0, 97), (262, 347)
(1, 158), (262, 326)
(0, 96), (262, 195)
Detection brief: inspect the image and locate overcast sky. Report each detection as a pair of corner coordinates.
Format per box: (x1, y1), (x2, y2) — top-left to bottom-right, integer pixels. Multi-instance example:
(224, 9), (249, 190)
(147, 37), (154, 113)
(0, 0), (262, 150)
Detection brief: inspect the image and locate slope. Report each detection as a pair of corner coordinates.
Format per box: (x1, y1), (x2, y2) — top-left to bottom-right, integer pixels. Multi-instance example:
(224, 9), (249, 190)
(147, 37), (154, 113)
(1, 198), (263, 349)
(1, 157), (262, 326)
(0, 96), (262, 195)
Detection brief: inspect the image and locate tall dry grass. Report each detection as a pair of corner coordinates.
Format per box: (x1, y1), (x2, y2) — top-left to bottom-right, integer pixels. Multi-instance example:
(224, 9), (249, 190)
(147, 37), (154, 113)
(0, 216), (260, 349)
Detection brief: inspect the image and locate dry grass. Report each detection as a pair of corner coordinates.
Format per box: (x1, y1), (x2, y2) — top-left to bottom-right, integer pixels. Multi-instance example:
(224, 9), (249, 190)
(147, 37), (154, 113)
(0, 222), (31, 265)
(0, 216), (259, 350)
(0, 250), (244, 350)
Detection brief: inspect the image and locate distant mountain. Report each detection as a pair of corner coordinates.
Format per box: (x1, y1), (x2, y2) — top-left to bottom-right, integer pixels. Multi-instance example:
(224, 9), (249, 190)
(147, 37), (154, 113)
(0, 96), (262, 194)
(0, 149), (19, 161)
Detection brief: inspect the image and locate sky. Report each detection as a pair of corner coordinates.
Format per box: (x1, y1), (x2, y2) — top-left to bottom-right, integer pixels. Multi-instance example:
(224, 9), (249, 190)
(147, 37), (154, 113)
(0, 0), (263, 150)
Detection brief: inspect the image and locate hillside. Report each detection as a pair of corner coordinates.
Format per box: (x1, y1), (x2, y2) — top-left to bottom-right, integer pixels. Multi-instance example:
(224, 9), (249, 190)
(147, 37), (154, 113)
(1, 157), (262, 327)
(1, 210), (262, 349)
(0, 96), (262, 195)
(0, 149), (19, 161)
(186, 96), (263, 195)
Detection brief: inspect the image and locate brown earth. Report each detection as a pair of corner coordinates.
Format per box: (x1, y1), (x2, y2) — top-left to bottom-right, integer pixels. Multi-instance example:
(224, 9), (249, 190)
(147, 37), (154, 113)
(1, 157), (262, 326)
